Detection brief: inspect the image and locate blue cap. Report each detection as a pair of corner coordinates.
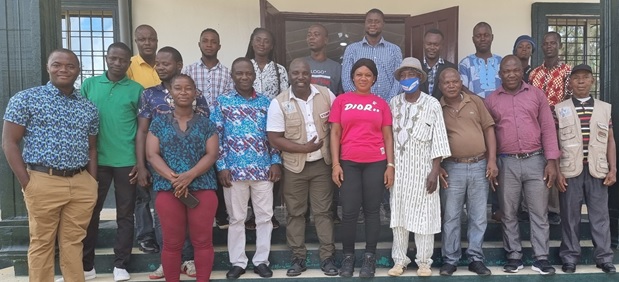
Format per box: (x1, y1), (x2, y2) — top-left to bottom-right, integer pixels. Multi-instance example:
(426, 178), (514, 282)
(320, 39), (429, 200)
(513, 35), (536, 55)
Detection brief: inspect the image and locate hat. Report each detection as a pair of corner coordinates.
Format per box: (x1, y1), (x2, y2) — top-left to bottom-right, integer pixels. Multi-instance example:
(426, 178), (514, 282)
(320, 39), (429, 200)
(570, 64), (593, 76)
(394, 57), (427, 83)
(513, 35), (536, 55)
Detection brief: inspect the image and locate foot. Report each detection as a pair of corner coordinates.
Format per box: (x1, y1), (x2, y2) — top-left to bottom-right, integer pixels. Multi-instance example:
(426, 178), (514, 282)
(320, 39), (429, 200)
(245, 215), (256, 230)
(333, 213), (341, 224)
(148, 264), (164, 279)
(226, 266), (246, 279)
(503, 259), (524, 273)
(113, 267), (130, 282)
(439, 263), (457, 276)
(596, 262), (616, 273)
(286, 258), (307, 277)
(216, 217), (230, 230)
(532, 259), (556, 275)
(271, 216), (280, 230)
(417, 263), (432, 276)
(181, 260), (197, 277)
(339, 253), (355, 277)
(387, 263), (407, 277)
(139, 240), (160, 254)
(357, 210), (365, 224)
(548, 212), (561, 225)
(468, 261), (491, 276)
(359, 253), (376, 278)
(253, 263), (273, 278)
(320, 257), (338, 276)
(562, 263), (576, 273)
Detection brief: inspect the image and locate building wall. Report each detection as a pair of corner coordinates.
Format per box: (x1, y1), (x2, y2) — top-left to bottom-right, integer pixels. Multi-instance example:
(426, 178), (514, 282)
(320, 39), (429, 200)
(132, 0), (599, 68)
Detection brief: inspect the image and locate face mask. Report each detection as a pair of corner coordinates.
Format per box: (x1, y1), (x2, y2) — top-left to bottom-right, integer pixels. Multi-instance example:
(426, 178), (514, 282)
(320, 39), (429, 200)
(400, 77), (420, 94)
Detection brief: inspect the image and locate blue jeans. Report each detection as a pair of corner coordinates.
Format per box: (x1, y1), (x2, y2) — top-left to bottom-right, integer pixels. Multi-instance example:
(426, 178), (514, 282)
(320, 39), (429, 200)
(440, 159), (488, 265)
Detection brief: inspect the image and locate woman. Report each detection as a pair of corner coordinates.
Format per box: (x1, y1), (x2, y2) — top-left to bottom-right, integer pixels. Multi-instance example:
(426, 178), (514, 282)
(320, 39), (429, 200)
(146, 74), (219, 282)
(329, 58), (395, 278)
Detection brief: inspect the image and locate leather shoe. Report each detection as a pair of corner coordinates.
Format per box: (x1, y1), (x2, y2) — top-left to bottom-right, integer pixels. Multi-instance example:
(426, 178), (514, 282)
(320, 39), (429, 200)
(562, 263), (576, 273)
(286, 258), (306, 277)
(253, 263), (273, 278)
(468, 261), (491, 276)
(596, 262), (616, 273)
(226, 266), (246, 279)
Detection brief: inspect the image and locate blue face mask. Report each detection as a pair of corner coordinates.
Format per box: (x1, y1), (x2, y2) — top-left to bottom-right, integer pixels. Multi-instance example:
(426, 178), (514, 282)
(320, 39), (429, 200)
(400, 77), (420, 94)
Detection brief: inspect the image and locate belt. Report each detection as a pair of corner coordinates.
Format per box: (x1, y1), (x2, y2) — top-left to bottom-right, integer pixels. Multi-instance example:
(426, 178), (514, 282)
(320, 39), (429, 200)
(27, 164), (86, 177)
(445, 154), (486, 163)
(500, 149), (544, 159)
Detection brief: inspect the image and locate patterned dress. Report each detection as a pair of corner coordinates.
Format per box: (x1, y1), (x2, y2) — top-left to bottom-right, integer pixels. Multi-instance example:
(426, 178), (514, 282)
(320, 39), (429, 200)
(389, 93), (451, 234)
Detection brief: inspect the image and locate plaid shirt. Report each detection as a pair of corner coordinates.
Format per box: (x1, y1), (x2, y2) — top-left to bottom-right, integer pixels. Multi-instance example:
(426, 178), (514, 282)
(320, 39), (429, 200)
(529, 62), (572, 107)
(183, 60), (233, 112)
(424, 57), (445, 95)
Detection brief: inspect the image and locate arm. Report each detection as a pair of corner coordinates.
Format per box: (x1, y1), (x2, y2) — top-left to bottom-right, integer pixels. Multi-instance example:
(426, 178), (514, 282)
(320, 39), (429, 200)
(171, 134), (220, 197)
(382, 125), (395, 188)
(145, 131), (175, 182)
(484, 125), (498, 190)
(426, 157), (442, 193)
(87, 135), (97, 180)
(267, 132), (322, 154)
(341, 46), (354, 92)
(537, 92), (560, 187)
(134, 117), (152, 186)
(2, 121), (29, 188)
(330, 123), (343, 187)
(604, 127), (617, 186)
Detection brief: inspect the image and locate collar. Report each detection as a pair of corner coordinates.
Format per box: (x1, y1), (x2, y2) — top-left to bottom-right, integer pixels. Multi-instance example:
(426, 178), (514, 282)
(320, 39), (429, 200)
(440, 91), (469, 107)
(572, 96), (594, 106)
(541, 61), (567, 71)
(98, 71), (131, 85)
(233, 88), (258, 99)
(497, 82), (530, 95)
(288, 85), (320, 101)
(361, 36), (385, 46)
(46, 81), (80, 99)
(423, 57), (445, 68)
(198, 59), (222, 70)
(133, 54), (150, 66)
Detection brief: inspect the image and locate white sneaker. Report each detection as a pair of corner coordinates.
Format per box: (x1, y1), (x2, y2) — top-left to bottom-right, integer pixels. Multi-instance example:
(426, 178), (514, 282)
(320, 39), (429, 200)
(55, 268), (96, 282)
(417, 263), (432, 276)
(181, 260), (197, 277)
(148, 264), (164, 279)
(113, 267), (131, 281)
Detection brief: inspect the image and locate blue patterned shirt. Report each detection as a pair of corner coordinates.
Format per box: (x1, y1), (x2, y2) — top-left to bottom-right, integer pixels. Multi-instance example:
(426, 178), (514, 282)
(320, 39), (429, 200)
(210, 90), (281, 181)
(138, 83), (210, 119)
(3, 82), (99, 170)
(459, 54), (502, 98)
(341, 37), (403, 101)
(149, 114), (218, 191)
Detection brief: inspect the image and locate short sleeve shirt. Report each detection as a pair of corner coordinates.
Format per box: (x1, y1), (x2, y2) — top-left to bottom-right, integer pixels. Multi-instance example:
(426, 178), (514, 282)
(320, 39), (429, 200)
(138, 83), (210, 119)
(458, 54), (503, 98)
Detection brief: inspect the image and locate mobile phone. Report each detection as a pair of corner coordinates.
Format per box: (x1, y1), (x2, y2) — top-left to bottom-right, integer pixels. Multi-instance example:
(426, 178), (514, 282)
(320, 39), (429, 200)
(178, 192), (200, 208)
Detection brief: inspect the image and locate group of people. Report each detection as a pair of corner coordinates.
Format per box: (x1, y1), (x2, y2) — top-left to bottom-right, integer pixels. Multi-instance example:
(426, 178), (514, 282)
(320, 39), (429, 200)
(2, 7), (617, 282)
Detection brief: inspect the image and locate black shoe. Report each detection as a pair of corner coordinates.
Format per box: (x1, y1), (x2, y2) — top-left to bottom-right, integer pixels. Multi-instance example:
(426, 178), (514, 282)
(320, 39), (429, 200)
(359, 252), (376, 278)
(597, 262), (616, 273)
(138, 240), (159, 254)
(439, 263), (457, 276)
(562, 263), (576, 273)
(245, 215), (256, 230)
(272, 216), (280, 230)
(253, 263), (273, 278)
(503, 259), (524, 273)
(226, 266), (246, 279)
(469, 261), (491, 276)
(548, 212), (561, 225)
(339, 253), (355, 277)
(286, 258), (307, 277)
(532, 260), (556, 275)
(321, 257), (338, 276)
(216, 217), (230, 230)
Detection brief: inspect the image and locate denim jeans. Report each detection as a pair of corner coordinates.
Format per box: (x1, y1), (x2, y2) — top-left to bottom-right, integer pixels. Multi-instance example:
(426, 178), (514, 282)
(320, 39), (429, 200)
(440, 159), (488, 265)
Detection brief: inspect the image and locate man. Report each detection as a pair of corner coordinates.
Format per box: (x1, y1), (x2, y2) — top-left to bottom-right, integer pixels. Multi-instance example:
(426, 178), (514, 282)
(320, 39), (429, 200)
(513, 35), (535, 83)
(81, 42), (143, 281)
(305, 24), (342, 94)
(529, 31), (572, 225)
(129, 24), (161, 255)
(555, 64), (617, 274)
(437, 68), (496, 276)
(136, 46), (210, 279)
(211, 57), (282, 279)
(127, 24), (160, 88)
(420, 28), (457, 100)
(484, 55), (560, 275)
(459, 22), (502, 99)
(266, 58), (338, 277)
(2, 49), (98, 282)
(341, 8), (402, 101)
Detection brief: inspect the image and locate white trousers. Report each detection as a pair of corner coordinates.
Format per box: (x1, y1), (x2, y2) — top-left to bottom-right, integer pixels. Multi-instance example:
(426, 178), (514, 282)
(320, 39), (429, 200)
(224, 180), (274, 268)
(391, 227), (434, 266)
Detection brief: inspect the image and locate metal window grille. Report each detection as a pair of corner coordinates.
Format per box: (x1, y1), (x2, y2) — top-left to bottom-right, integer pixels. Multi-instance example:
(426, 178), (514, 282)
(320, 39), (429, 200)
(548, 17), (600, 98)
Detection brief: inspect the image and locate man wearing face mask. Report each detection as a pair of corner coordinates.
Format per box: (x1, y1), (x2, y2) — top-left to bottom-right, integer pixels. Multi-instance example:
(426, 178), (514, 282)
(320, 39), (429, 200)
(387, 57), (451, 277)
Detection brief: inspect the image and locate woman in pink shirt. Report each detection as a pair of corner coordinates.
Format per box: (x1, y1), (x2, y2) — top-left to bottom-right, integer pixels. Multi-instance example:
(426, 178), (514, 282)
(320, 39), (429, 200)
(329, 58), (395, 278)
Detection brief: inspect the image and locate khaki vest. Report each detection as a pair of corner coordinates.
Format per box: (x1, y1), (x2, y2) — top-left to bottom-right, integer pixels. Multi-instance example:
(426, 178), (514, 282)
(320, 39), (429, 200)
(275, 85), (333, 173)
(555, 98), (611, 179)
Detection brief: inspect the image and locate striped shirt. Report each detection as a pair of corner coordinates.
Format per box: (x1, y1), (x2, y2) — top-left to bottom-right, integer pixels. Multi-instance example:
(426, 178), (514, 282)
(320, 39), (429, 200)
(182, 60), (233, 112)
(341, 37), (403, 101)
(424, 57), (444, 96)
(570, 97), (613, 163)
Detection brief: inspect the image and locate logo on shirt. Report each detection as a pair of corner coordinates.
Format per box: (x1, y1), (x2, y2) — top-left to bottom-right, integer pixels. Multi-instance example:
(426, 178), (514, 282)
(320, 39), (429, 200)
(344, 103), (381, 112)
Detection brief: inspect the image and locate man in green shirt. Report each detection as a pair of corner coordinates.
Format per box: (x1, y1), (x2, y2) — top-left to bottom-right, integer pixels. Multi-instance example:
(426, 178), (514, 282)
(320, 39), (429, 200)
(80, 42), (143, 282)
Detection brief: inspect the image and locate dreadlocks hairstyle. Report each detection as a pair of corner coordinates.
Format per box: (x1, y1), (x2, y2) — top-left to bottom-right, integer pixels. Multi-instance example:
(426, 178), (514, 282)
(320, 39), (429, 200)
(245, 27), (282, 93)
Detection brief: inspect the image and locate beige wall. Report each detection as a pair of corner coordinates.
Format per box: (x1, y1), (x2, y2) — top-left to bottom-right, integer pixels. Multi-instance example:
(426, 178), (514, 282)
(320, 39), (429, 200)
(132, 0), (598, 68)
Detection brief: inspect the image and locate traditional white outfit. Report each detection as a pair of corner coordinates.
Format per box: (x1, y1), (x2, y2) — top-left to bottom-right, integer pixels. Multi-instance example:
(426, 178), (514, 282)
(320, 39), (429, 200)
(389, 92), (451, 266)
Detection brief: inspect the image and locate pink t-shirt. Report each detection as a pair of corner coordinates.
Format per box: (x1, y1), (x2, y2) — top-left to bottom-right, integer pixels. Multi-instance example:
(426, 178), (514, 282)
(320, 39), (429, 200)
(329, 92), (393, 163)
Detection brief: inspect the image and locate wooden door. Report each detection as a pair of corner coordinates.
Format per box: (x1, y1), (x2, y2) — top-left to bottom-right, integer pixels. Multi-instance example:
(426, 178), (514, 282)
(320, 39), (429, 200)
(261, 0), (287, 68)
(404, 6), (459, 63)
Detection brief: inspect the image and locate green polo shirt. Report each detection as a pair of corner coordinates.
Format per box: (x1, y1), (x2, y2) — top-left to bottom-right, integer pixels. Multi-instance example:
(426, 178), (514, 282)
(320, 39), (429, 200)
(81, 72), (143, 167)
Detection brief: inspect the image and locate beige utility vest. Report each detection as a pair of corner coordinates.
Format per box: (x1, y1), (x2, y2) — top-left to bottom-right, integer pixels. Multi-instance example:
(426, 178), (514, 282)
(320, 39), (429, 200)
(555, 98), (611, 179)
(275, 85), (332, 173)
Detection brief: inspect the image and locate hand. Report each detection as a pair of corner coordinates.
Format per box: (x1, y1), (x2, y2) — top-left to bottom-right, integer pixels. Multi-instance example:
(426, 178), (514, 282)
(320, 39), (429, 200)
(426, 168), (439, 194)
(133, 165), (152, 187)
(439, 167), (448, 189)
(171, 171), (196, 192)
(173, 184), (188, 198)
(19, 176), (30, 191)
(486, 160), (499, 191)
(332, 164), (344, 187)
(604, 169), (617, 187)
(303, 136), (324, 153)
(268, 164), (282, 182)
(556, 172), (567, 192)
(543, 160), (557, 189)
(384, 166), (394, 189)
(128, 166), (138, 184)
(218, 170), (232, 188)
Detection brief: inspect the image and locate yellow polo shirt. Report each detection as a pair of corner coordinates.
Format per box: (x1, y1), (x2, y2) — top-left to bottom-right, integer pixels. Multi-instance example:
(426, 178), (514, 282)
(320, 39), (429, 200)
(127, 54), (161, 88)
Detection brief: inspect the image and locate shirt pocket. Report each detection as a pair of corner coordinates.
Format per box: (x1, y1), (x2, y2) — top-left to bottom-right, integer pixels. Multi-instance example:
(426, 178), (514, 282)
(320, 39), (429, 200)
(284, 118), (303, 140)
(595, 122), (609, 144)
(412, 118), (433, 142)
(559, 144), (579, 173)
(558, 117), (577, 141)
